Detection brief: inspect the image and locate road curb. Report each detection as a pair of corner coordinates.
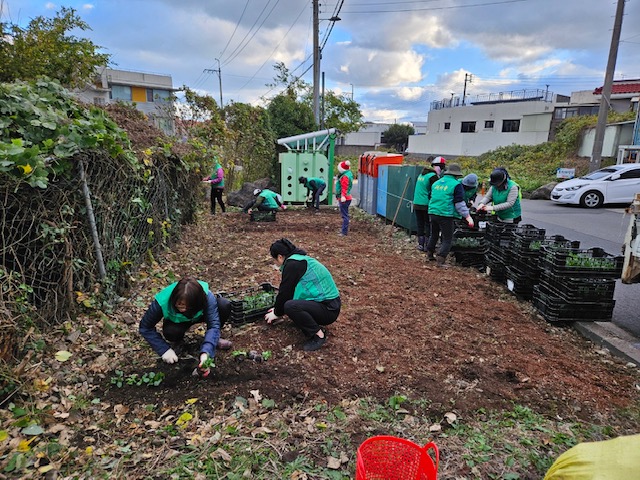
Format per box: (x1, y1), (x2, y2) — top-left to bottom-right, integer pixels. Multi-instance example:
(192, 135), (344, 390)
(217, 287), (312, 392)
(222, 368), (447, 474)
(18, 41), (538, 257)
(574, 321), (640, 366)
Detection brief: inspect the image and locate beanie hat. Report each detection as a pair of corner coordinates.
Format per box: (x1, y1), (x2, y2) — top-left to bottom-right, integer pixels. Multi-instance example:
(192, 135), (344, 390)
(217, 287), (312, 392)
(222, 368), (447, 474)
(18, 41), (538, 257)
(443, 163), (463, 177)
(461, 173), (478, 188)
(431, 156), (446, 166)
(253, 188), (262, 196)
(338, 160), (351, 173)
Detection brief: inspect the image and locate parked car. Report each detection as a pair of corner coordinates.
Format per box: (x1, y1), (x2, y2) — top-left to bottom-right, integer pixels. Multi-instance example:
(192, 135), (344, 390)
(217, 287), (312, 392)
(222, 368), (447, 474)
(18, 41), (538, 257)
(550, 164), (640, 208)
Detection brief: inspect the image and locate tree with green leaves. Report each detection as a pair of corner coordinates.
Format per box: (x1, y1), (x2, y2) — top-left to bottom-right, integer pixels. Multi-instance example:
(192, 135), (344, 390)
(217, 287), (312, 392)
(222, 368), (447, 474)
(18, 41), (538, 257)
(0, 7), (109, 88)
(384, 123), (415, 152)
(179, 88), (276, 188)
(265, 62), (363, 138)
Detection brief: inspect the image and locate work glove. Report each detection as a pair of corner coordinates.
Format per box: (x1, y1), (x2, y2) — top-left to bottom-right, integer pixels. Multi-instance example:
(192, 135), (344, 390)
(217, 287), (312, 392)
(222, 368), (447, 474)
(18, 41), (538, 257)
(476, 203), (486, 211)
(247, 208), (253, 214)
(307, 194), (314, 202)
(340, 195), (347, 203)
(198, 353), (211, 378)
(264, 308), (279, 324)
(280, 204), (287, 210)
(465, 216), (474, 228)
(161, 348), (178, 364)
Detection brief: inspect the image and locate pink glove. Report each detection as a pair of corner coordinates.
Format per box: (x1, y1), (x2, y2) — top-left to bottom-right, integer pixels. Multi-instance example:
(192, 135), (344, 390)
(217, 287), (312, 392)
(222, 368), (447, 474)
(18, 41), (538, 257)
(466, 216), (474, 228)
(280, 205), (287, 210)
(198, 353), (211, 378)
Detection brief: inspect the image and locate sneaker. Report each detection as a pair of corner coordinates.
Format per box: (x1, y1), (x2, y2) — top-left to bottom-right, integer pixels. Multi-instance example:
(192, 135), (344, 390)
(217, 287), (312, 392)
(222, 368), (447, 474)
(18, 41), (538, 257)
(303, 334), (327, 352)
(217, 338), (233, 350)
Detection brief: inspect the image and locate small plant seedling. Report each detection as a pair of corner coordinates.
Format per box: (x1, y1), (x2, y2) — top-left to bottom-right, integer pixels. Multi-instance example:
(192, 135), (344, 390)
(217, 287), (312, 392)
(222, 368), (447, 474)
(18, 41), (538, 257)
(231, 350), (247, 358)
(110, 370), (165, 388)
(261, 350), (272, 361)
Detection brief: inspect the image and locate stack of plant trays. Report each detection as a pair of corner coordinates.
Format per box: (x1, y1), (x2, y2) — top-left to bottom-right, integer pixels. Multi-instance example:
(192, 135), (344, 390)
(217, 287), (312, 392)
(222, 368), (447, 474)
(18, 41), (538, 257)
(505, 235), (579, 300)
(218, 282), (278, 324)
(451, 227), (487, 270)
(485, 223), (545, 283)
(532, 247), (623, 322)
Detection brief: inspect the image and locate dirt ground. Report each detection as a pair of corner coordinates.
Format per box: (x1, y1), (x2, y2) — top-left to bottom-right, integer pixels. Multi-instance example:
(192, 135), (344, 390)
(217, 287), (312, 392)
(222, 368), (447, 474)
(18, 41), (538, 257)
(108, 206), (640, 421)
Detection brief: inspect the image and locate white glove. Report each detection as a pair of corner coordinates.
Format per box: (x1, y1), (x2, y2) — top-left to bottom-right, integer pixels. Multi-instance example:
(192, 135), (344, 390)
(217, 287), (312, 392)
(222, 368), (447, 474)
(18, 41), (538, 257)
(161, 348), (178, 364)
(307, 194), (314, 202)
(247, 208), (253, 214)
(465, 216), (474, 228)
(477, 203), (486, 211)
(264, 308), (279, 324)
(198, 353), (211, 378)
(485, 205), (494, 213)
(340, 195), (346, 203)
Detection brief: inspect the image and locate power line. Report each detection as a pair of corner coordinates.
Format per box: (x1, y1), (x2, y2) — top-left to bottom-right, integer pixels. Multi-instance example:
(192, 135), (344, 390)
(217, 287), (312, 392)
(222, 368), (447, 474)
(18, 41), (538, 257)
(342, 0), (528, 14)
(218, 0), (251, 60)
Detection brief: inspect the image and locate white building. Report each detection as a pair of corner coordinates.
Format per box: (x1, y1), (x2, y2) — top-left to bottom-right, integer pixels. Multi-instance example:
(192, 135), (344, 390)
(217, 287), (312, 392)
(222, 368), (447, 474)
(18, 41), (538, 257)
(408, 89), (562, 158)
(75, 67), (176, 134)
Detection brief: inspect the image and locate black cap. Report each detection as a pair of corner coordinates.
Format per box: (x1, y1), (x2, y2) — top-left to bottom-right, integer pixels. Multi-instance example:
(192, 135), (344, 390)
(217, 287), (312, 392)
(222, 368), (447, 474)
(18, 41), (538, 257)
(298, 176), (306, 184)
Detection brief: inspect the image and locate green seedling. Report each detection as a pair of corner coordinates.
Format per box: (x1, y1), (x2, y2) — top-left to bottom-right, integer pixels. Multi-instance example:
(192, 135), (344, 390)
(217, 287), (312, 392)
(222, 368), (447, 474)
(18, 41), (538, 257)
(231, 350), (248, 358)
(110, 370), (165, 387)
(261, 350), (272, 361)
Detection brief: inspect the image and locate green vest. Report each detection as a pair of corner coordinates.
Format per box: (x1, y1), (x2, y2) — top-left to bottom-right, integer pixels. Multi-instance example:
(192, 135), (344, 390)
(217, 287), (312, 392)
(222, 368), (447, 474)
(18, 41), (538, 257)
(428, 175), (460, 217)
(286, 254), (339, 302)
(491, 179), (522, 220)
(259, 189), (279, 209)
(155, 280), (209, 323)
(413, 171), (436, 207)
(306, 177), (326, 189)
(335, 170), (353, 196)
(211, 162), (224, 188)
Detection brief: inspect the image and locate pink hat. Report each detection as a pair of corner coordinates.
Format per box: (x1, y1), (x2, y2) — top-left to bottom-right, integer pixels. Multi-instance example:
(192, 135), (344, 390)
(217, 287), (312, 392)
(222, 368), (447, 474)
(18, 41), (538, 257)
(338, 160), (351, 173)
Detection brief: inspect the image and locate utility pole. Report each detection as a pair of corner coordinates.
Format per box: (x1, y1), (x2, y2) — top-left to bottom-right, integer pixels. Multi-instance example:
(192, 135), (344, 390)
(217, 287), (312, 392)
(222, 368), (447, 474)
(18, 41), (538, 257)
(462, 73), (473, 106)
(312, 0), (320, 124)
(590, 0), (625, 172)
(350, 83), (354, 101)
(321, 72), (326, 129)
(203, 58), (223, 107)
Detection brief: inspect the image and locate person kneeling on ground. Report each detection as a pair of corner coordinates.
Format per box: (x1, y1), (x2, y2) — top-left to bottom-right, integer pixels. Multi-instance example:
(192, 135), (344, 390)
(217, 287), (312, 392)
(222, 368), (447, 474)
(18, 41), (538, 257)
(139, 276), (233, 377)
(243, 188), (287, 214)
(264, 238), (341, 351)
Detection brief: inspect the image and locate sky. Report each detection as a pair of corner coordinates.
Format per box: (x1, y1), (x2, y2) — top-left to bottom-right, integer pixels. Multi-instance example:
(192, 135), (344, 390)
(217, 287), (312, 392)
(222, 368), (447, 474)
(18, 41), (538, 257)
(2, 0), (640, 125)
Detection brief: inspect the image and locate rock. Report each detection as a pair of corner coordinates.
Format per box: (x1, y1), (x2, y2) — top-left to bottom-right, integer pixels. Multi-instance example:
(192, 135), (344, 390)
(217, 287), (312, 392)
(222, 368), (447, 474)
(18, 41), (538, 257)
(226, 178), (278, 207)
(529, 182), (558, 200)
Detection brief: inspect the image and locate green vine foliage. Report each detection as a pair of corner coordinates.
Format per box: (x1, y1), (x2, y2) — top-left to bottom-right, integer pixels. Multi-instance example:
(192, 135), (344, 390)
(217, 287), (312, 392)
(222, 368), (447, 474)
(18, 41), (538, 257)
(0, 78), (138, 188)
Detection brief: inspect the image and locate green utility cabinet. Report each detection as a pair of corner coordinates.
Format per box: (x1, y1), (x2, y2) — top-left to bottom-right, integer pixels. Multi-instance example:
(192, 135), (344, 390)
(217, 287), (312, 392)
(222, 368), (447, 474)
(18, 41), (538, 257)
(385, 165), (424, 234)
(279, 152), (330, 203)
(277, 129), (337, 204)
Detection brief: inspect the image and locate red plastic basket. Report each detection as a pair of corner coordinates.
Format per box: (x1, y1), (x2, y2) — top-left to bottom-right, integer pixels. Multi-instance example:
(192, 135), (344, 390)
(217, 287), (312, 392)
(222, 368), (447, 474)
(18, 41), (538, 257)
(355, 436), (439, 480)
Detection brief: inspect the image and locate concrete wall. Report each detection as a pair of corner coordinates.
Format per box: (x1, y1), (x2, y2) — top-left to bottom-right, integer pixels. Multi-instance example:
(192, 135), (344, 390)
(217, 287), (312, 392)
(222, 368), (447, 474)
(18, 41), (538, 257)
(578, 123), (634, 158)
(408, 100), (554, 157)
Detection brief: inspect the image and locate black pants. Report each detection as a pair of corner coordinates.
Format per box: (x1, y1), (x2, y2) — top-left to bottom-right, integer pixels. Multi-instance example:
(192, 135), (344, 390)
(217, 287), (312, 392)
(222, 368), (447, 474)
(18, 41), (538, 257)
(426, 214), (455, 257)
(414, 208), (430, 238)
(283, 297), (341, 338)
(210, 187), (225, 214)
(163, 295), (231, 342)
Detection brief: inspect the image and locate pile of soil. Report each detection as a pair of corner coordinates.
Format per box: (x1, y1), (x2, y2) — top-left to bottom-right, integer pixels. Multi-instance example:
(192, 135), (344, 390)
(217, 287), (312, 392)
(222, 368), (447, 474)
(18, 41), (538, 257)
(108, 207), (640, 421)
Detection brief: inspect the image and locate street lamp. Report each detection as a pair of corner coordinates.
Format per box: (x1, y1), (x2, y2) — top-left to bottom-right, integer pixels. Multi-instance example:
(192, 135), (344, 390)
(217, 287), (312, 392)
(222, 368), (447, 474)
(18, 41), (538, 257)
(450, 92), (455, 107)
(350, 83), (354, 101)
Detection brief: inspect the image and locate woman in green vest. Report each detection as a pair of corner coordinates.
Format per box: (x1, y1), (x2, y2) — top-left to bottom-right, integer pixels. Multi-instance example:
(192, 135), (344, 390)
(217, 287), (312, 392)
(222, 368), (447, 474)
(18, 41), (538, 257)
(264, 239), (341, 351)
(243, 188), (287, 214)
(477, 167), (522, 223)
(425, 163), (475, 267)
(139, 277), (232, 376)
(202, 155), (226, 215)
(335, 160), (353, 236)
(298, 176), (327, 211)
(413, 158), (439, 251)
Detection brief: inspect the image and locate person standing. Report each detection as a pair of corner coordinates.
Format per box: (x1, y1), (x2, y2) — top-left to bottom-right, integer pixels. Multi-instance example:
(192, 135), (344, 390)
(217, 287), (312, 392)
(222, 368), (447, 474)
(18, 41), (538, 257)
(138, 276), (233, 377)
(425, 163), (474, 267)
(413, 157), (439, 251)
(477, 167), (522, 224)
(203, 156), (225, 215)
(264, 239), (341, 351)
(335, 160), (353, 236)
(298, 176), (327, 211)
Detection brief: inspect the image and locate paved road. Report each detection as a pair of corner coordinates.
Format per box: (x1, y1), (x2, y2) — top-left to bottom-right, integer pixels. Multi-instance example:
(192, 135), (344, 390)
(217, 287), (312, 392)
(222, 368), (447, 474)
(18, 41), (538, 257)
(521, 199), (640, 337)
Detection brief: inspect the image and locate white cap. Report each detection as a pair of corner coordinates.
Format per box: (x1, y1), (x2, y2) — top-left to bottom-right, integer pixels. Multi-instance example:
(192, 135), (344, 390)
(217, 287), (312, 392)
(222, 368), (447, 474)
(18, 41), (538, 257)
(253, 188), (261, 195)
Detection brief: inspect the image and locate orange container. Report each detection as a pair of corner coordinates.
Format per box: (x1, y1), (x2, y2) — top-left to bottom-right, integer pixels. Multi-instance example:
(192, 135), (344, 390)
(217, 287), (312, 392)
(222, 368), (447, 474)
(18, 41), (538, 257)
(358, 152), (404, 178)
(355, 436), (439, 480)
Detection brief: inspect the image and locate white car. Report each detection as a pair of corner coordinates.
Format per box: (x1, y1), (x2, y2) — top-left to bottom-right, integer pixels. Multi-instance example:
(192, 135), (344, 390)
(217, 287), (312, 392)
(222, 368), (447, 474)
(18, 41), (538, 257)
(550, 164), (640, 208)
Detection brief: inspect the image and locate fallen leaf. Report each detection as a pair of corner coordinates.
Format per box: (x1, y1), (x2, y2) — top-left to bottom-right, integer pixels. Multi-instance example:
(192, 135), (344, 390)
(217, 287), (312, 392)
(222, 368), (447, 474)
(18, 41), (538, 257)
(444, 412), (457, 424)
(185, 398), (199, 405)
(54, 351), (72, 362)
(375, 365), (385, 372)
(327, 456), (341, 469)
(429, 423), (442, 432)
